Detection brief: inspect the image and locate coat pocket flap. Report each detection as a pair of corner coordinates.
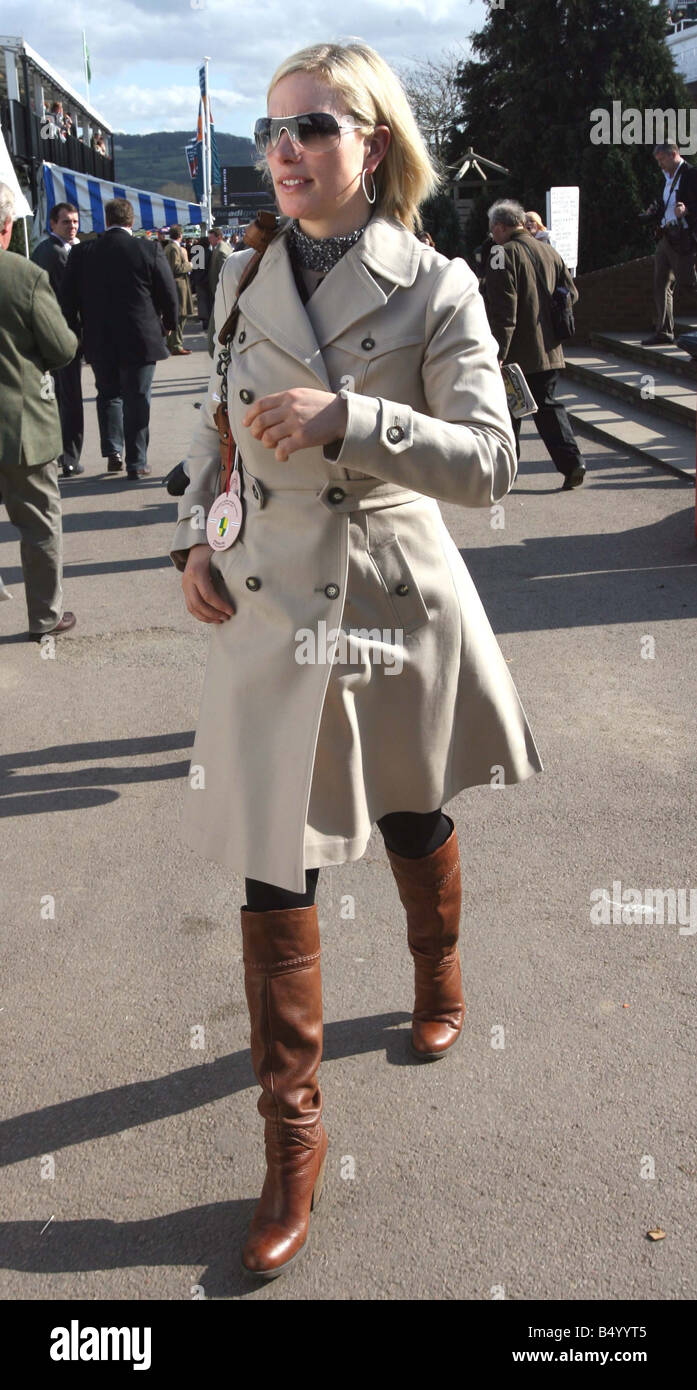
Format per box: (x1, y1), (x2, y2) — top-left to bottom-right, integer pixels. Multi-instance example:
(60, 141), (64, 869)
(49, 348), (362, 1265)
(367, 535), (430, 635)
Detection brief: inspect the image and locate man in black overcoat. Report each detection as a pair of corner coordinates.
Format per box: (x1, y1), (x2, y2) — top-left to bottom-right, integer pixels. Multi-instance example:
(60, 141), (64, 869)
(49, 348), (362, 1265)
(61, 198), (178, 478)
(31, 202), (84, 477)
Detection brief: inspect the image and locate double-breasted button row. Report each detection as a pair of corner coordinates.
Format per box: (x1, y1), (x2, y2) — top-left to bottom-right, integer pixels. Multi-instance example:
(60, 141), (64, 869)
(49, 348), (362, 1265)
(245, 577), (339, 596)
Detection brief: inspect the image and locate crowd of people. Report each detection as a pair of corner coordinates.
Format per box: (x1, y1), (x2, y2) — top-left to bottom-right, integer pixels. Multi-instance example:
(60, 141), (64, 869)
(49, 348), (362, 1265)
(0, 192), (253, 632)
(2, 136), (696, 638)
(42, 99), (108, 155)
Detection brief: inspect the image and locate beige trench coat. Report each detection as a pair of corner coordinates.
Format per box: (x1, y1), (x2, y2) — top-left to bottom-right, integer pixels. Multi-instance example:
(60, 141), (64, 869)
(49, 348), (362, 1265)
(170, 215), (543, 892)
(164, 240), (194, 318)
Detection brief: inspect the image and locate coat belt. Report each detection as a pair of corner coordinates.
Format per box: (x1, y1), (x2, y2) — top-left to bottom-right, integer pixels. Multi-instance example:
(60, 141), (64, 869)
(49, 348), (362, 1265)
(245, 477), (421, 512)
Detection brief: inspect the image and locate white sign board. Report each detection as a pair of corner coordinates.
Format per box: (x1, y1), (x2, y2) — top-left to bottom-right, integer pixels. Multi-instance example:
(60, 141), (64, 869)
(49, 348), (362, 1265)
(545, 186), (579, 274)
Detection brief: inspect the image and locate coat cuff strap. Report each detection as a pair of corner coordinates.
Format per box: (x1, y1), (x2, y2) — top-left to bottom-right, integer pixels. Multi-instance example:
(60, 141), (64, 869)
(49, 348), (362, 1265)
(322, 392), (414, 467)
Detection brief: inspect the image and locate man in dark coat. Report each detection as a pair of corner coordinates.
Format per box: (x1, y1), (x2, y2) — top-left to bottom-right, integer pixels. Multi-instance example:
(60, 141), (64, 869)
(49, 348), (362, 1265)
(206, 227), (232, 356)
(0, 181), (78, 636)
(31, 201), (84, 477)
(484, 198), (585, 490)
(61, 198), (178, 478)
(640, 141), (697, 345)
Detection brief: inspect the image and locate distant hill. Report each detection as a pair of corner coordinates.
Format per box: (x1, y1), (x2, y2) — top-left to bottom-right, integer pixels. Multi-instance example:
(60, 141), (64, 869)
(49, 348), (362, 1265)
(112, 130), (256, 196)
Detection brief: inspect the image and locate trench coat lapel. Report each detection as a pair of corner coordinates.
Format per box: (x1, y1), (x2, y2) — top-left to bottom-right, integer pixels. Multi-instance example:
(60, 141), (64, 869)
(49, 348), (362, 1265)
(237, 233), (330, 388)
(309, 215), (421, 347)
(236, 216), (421, 381)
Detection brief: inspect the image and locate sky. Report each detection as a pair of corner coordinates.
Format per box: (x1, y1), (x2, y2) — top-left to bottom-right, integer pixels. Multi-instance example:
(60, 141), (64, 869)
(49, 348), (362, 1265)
(6, 0), (489, 138)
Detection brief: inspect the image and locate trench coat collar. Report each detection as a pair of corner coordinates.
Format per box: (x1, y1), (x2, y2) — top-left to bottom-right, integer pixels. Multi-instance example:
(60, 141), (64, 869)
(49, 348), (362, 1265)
(236, 215), (421, 388)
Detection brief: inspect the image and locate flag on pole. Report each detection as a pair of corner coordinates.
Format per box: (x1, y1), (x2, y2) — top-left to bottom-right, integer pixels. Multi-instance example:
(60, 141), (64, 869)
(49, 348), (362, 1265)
(185, 138), (202, 201)
(83, 32), (91, 84)
(186, 97), (220, 197)
(196, 64), (220, 185)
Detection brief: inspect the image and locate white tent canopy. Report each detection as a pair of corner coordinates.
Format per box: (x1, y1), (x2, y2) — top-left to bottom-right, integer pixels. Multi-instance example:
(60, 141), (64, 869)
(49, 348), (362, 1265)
(34, 162), (203, 239)
(0, 124), (33, 218)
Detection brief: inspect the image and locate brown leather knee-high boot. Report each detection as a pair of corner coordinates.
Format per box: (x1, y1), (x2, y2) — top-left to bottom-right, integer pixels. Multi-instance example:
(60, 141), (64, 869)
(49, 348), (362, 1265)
(385, 819), (465, 1060)
(239, 904), (328, 1278)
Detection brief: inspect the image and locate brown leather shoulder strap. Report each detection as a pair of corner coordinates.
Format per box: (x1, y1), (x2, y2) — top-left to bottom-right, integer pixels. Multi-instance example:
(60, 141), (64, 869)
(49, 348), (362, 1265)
(217, 211), (282, 347)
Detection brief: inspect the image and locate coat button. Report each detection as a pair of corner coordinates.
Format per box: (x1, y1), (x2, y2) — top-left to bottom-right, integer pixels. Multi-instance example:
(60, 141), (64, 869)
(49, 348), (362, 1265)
(240, 388), (254, 403)
(361, 336), (375, 351)
(328, 487), (345, 504)
(386, 425), (404, 444)
(238, 330), (246, 343)
(245, 576), (261, 591)
(395, 583), (410, 596)
(324, 583), (340, 599)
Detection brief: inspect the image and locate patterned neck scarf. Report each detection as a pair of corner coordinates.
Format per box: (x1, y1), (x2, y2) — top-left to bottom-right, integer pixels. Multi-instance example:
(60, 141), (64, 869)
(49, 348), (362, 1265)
(287, 219), (366, 274)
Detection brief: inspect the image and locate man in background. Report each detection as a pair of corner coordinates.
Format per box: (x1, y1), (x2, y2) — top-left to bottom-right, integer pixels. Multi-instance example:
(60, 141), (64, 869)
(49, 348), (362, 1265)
(641, 141), (697, 345)
(61, 197), (178, 479)
(163, 224), (193, 356)
(31, 201), (84, 477)
(485, 198), (585, 491)
(0, 181), (78, 636)
(206, 226), (232, 356)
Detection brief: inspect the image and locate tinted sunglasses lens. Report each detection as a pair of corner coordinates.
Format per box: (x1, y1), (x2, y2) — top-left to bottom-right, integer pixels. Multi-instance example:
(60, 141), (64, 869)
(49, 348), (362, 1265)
(255, 113), (343, 153)
(254, 118), (273, 154)
(295, 113), (341, 149)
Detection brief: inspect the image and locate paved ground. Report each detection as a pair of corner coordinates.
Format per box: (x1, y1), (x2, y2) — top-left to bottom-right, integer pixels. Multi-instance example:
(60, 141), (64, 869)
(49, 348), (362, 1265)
(1, 326), (696, 1301)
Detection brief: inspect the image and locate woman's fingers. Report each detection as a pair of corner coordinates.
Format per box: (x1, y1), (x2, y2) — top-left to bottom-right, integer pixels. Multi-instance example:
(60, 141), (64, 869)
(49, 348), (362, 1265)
(186, 591), (232, 622)
(182, 557), (235, 623)
(242, 394), (286, 428)
(247, 405), (286, 438)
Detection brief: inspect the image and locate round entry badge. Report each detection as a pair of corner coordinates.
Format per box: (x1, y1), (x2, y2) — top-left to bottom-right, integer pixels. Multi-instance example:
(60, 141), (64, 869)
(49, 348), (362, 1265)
(207, 491), (243, 550)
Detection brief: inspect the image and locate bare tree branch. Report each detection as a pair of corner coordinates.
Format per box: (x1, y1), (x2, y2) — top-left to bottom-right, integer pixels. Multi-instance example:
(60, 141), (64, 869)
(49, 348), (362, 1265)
(398, 46), (468, 172)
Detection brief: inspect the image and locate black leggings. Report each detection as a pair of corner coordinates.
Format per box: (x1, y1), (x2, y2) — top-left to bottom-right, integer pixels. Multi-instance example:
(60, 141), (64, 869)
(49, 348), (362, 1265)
(244, 808), (452, 912)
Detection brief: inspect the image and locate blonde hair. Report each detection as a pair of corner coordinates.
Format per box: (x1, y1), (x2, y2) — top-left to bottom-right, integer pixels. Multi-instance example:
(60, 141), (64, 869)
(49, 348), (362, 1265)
(266, 40), (440, 234)
(525, 211), (546, 231)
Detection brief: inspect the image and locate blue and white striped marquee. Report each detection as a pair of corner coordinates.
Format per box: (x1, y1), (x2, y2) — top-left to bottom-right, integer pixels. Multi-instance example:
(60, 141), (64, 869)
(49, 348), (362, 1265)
(37, 162), (204, 235)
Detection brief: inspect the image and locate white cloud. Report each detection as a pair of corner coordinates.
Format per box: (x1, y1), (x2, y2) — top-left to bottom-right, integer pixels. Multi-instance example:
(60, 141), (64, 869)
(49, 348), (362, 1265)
(8, 0), (486, 134)
(102, 83), (246, 133)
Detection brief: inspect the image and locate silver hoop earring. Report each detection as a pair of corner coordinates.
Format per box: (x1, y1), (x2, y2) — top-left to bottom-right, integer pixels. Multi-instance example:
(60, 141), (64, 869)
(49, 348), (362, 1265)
(361, 168), (377, 205)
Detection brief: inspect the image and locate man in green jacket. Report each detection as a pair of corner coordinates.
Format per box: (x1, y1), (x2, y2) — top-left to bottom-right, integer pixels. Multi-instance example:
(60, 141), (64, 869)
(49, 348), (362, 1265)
(163, 225), (193, 355)
(0, 182), (79, 636)
(485, 198), (585, 490)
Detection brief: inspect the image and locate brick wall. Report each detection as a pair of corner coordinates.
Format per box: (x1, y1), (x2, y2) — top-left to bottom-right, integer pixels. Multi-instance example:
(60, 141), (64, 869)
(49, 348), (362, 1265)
(572, 254), (697, 339)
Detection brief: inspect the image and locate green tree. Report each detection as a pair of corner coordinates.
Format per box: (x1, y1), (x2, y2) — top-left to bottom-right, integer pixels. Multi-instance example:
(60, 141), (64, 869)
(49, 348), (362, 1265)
(421, 191), (466, 257)
(450, 0), (689, 271)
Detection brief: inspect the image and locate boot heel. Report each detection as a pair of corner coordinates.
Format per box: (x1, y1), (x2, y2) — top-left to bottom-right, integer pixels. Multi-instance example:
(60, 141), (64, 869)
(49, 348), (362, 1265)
(311, 1153), (327, 1210)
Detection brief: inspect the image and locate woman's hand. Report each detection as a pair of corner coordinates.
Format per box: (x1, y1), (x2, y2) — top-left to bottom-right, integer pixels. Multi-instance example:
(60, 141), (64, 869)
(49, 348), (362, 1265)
(242, 388), (347, 462)
(182, 543), (235, 623)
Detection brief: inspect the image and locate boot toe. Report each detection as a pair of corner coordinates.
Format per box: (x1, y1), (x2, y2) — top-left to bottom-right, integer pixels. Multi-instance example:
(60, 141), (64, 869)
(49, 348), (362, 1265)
(411, 1017), (463, 1059)
(242, 1224), (306, 1276)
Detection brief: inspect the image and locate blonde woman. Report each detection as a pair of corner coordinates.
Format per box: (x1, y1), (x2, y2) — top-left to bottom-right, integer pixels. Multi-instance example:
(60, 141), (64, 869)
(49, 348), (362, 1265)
(524, 210), (556, 246)
(171, 39), (543, 1279)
